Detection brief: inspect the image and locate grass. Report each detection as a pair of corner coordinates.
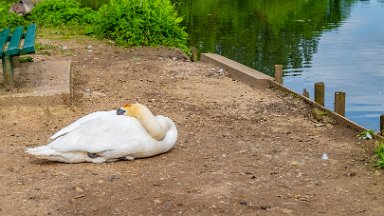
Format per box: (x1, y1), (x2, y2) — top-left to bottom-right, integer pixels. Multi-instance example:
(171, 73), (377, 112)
(357, 129), (375, 140)
(375, 141), (384, 169)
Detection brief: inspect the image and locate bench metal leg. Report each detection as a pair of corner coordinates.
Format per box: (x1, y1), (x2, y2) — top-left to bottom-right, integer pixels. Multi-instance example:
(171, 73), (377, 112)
(2, 56), (15, 90)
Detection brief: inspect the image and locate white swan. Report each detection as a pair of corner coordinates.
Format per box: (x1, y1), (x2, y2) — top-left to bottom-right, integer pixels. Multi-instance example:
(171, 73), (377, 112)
(26, 103), (178, 163)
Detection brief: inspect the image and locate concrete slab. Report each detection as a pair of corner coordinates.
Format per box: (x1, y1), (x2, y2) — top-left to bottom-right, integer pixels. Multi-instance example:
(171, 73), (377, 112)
(0, 60), (73, 106)
(201, 53), (273, 88)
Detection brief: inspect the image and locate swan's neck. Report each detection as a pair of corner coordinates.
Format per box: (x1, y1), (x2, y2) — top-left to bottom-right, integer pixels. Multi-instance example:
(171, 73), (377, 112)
(133, 105), (167, 141)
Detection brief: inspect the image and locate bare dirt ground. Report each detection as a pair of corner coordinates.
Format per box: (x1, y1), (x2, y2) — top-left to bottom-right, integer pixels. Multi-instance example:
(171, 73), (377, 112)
(1, 35), (384, 216)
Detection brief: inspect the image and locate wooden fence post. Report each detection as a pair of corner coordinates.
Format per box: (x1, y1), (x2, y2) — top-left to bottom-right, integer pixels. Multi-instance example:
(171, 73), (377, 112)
(274, 64), (283, 84)
(334, 91), (346, 116)
(380, 114), (384, 135)
(191, 47), (197, 62)
(303, 88), (309, 98)
(314, 82), (324, 106)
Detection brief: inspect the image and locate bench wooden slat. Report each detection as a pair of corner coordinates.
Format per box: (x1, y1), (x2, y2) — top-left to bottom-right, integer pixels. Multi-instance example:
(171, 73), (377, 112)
(20, 24), (37, 55)
(0, 28), (11, 56)
(5, 26), (23, 56)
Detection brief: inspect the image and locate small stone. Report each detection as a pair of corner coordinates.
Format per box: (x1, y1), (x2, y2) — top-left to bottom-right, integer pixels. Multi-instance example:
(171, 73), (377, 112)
(154, 199), (162, 204)
(75, 187), (84, 193)
(282, 208), (292, 214)
(239, 200), (247, 205)
(290, 161), (300, 166)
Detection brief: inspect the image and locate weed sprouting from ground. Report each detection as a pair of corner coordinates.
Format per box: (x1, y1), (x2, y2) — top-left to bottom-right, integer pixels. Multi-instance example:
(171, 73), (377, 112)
(375, 141), (384, 169)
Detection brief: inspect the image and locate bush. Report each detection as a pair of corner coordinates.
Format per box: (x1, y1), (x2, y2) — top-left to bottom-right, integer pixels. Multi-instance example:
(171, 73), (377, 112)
(28, 0), (96, 27)
(0, 0), (189, 55)
(376, 141), (384, 169)
(93, 0), (189, 53)
(0, 0), (95, 29)
(0, 3), (27, 27)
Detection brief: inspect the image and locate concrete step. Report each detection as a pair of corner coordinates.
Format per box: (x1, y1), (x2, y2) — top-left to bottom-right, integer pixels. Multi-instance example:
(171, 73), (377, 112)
(0, 60), (73, 106)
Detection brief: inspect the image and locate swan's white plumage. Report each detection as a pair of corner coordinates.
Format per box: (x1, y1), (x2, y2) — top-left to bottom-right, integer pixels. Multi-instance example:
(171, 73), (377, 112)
(50, 110), (117, 140)
(26, 104), (178, 163)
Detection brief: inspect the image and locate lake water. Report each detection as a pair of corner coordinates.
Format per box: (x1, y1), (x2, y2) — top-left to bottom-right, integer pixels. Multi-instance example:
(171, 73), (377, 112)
(80, 0), (384, 131)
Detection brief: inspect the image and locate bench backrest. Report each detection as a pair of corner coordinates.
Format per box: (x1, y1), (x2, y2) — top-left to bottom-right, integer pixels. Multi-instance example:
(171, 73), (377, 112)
(0, 23), (37, 57)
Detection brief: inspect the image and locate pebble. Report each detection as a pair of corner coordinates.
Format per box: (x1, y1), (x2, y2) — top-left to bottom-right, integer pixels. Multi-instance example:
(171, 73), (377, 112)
(282, 208), (293, 214)
(75, 187), (84, 193)
(374, 170), (382, 176)
(321, 153), (329, 160)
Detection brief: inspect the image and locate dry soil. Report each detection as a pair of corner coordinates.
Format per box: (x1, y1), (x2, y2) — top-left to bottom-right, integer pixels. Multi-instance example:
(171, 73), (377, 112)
(1, 36), (384, 216)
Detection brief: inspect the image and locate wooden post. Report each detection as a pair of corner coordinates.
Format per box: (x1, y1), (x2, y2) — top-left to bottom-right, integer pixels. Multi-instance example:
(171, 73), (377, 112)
(2, 56), (15, 90)
(191, 47), (197, 62)
(12, 56), (21, 80)
(314, 82), (324, 106)
(274, 64), (283, 84)
(12, 56), (21, 68)
(380, 114), (384, 135)
(334, 91), (346, 116)
(303, 88), (309, 98)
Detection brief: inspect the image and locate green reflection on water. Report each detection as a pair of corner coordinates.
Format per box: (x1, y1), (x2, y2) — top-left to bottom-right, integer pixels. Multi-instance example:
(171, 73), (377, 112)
(79, 0), (357, 75)
(172, 0), (357, 76)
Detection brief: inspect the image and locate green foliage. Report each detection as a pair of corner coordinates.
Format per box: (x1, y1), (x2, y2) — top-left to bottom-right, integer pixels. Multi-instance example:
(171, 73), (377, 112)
(357, 129), (375, 140)
(375, 141), (384, 169)
(28, 0), (96, 28)
(0, 3), (27, 27)
(93, 0), (189, 53)
(0, 0), (96, 29)
(20, 56), (34, 63)
(0, 0), (189, 55)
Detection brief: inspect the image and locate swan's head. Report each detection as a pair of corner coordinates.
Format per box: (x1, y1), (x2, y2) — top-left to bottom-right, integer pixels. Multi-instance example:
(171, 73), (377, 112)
(116, 103), (142, 117)
(116, 103), (168, 141)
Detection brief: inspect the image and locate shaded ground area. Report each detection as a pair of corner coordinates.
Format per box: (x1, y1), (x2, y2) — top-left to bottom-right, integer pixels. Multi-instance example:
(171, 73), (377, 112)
(1, 36), (384, 215)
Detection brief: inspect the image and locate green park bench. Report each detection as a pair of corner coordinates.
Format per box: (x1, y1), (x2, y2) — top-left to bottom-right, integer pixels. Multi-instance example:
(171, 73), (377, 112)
(1, 23), (37, 89)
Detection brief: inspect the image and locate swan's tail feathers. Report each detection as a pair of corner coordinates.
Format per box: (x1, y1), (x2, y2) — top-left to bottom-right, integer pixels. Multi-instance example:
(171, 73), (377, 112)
(25, 145), (69, 162)
(25, 145), (97, 163)
(26, 145), (58, 156)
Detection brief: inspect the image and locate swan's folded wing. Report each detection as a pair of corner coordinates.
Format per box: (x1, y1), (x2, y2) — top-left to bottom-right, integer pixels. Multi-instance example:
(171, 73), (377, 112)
(50, 110), (117, 140)
(49, 115), (150, 153)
